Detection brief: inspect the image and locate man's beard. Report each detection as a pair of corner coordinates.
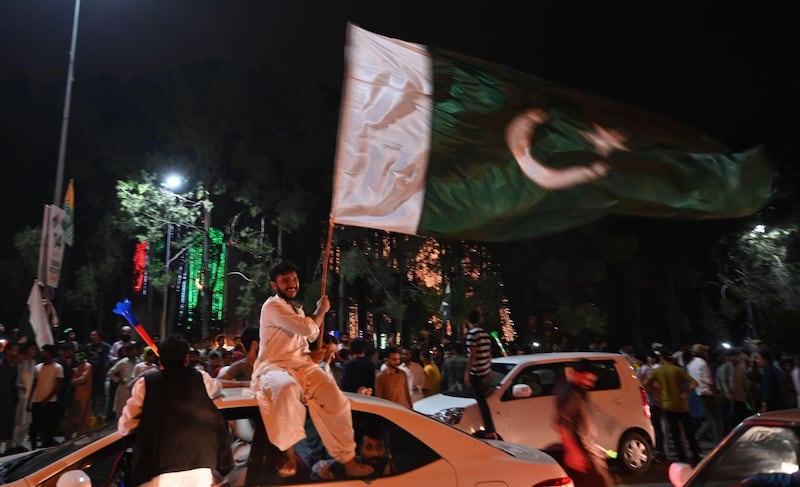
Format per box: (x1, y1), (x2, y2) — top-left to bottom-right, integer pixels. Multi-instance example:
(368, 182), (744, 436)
(276, 288), (297, 301)
(362, 456), (387, 474)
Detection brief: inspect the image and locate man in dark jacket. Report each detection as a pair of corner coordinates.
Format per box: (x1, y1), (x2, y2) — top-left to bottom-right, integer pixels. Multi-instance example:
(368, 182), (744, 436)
(340, 338), (376, 395)
(118, 335), (232, 486)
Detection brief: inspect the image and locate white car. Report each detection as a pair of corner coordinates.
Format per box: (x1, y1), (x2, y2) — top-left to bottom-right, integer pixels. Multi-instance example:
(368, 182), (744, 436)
(0, 387), (574, 487)
(669, 409), (800, 486)
(414, 352), (656, 474)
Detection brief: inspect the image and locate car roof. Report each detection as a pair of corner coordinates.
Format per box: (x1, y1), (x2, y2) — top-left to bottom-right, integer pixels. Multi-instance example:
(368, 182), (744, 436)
(742, 409), (800, 426)
(214, 387), (417, 413)
(491, 351), (628, 366)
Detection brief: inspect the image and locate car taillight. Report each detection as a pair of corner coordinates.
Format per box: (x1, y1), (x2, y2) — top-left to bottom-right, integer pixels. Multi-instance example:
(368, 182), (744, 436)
(639, 386), (652, 420)
(533, 477), (574, 487)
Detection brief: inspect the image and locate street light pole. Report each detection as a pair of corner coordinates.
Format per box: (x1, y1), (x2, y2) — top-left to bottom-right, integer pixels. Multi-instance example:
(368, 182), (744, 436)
(201, 198), (211, 340)
(160, 223), (172, 338)
(161, 174), (183, 339)
(53, 0), (81, 206)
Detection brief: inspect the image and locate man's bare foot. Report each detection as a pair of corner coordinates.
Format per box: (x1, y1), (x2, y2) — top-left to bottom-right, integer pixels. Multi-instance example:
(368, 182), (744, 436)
(343, 458), (374, 477)
(276, 446), (297, 478)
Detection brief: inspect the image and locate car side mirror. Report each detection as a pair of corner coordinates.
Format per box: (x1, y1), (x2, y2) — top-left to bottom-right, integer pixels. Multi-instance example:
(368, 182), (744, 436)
(56, 469), (92, 487)
(668, 462), (693, 486)
(512, 383), (532, 398)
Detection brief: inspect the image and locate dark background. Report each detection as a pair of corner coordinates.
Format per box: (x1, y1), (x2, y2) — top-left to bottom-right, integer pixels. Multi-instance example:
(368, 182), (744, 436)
(1, 1), (796, 349)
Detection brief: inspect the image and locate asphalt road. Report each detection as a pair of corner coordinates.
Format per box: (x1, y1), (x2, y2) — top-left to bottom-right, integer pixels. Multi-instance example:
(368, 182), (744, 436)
(613, 458), (673, 486)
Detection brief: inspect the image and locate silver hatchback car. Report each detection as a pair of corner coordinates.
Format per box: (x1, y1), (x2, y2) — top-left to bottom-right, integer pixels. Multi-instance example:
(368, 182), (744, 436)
(414, 352), (656, 474)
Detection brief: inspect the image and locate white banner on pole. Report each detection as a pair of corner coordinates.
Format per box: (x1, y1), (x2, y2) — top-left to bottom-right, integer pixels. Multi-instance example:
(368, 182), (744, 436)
(28, 281), (53, 347)
(44, 205), (66, 288)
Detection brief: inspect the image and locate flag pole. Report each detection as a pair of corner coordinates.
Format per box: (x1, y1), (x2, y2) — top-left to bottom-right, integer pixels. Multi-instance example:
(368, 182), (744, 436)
(317, 218), (335, 345)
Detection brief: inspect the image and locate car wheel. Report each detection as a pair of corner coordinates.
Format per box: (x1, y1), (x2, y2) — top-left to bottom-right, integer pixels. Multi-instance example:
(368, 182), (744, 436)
(618, 431), (652, 474)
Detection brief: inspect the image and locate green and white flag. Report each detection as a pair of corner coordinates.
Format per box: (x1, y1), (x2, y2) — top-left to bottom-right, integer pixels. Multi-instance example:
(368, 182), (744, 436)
(331, 24), (776, 242)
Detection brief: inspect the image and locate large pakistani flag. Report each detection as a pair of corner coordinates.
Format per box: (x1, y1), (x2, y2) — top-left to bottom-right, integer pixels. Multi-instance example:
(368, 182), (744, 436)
(331, 24), (775, 242)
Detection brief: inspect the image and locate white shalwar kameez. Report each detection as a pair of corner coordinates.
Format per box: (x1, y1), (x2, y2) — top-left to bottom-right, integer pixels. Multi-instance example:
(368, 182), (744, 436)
(251, 295), (357, 464)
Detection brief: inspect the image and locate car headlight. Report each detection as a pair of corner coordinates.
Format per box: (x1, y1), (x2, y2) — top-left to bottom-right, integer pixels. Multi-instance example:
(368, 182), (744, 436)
(431, 407), (464, 425)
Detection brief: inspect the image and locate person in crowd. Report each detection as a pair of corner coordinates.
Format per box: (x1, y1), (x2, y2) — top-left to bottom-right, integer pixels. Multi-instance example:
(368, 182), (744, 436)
(106, 343), (136, 420)
(397, 347), (425, 403)
(106, 325), (135, 421)
(9, 342), (37, 453)
(375, 346), (412, 408)
(222, 348), (234, 367)
(54, 343), (76, 438)
(206, 351), (223, 378)
(554, 359), (614, 487)
(729, 350), (753, 426)
(644, 350), (703, 466)
(66, 351), (92, 438)
(108, 325), (134, 364)
(338, 334), (351, 352)
(340, 338), (376, 395)
(430, 344), (445, 369)
(188, 349), (204, 371)
(311, 423), (395, 480)
(0, 342), (20, 454)
(441, 341), (468, 392)
(218, 325), (259, 387)
(781, 355), (798, 409)
(82, 329), (110, 424)
(687, 343), (721, 443)
(27, 344), (64, 448)
(420, 349), (441, 396)
(251, 260), (373, 479)
(319, 334), (342, 383)
(60, 328), (79, 353)
(133, 347), (158, 380)
(214, 334), (228, 354)
(755, 350), (789, 412)
(118, 335), (232, 486)
(638, 349), (665, 461)
(464, 310), (499, 439)
(715, 348), (735, 433)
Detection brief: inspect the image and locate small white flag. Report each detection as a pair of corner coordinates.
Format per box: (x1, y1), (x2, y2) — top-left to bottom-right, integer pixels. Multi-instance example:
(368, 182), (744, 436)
(27, 281), (53, 347)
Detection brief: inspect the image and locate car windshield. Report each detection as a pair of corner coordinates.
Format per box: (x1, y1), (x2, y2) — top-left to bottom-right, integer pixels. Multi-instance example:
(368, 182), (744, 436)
(441, 362), (514, 398)
(0, 423), (117, 483)
(689, 423), (800, 486)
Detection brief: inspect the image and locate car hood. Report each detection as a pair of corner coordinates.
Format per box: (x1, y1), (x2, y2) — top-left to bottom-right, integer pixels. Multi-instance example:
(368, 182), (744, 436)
(413, 393), (476, 414)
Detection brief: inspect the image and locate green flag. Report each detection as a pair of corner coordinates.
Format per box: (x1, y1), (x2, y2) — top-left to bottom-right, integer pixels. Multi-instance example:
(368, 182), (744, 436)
(331, 24), (776, 242)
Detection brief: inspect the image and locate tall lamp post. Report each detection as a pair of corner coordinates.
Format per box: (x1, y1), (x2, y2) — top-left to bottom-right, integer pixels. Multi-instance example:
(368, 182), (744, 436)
(160, 174), (183, 338)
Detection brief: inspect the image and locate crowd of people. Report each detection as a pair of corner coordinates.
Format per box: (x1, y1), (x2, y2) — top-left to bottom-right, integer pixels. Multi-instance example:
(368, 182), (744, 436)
(633, 340), (795, 466)
(0, 321), (257, 456)
(4, 263), (799, 486)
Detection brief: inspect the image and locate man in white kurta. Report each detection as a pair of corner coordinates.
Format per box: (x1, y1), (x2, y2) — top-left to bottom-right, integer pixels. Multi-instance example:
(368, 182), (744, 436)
(251, 261), (372, 479)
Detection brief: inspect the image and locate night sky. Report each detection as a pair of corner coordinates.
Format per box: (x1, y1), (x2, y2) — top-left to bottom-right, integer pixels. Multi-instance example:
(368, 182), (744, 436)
(1, 1), (796, 224)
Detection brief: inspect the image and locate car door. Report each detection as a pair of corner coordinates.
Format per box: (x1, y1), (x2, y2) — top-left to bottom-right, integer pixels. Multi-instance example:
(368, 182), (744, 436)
(579, 359), (630, 452)
(225, 406), (456, 487)
(490, 361), (566, 450)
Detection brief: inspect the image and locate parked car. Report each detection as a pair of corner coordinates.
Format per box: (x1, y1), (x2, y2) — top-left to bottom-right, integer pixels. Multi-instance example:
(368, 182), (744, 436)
(414, 352), (656, 474)
(0, 387), (574, 487)
(669, 409), (800, 486)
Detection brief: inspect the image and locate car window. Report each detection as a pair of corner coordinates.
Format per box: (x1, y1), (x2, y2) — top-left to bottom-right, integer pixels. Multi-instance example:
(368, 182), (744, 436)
(571, 360), (620, 391)
(506, 363), (564, 400)
(690, 425), (800, 486)
(487, 362), (515, 388)
(222, 406), (441, 485)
